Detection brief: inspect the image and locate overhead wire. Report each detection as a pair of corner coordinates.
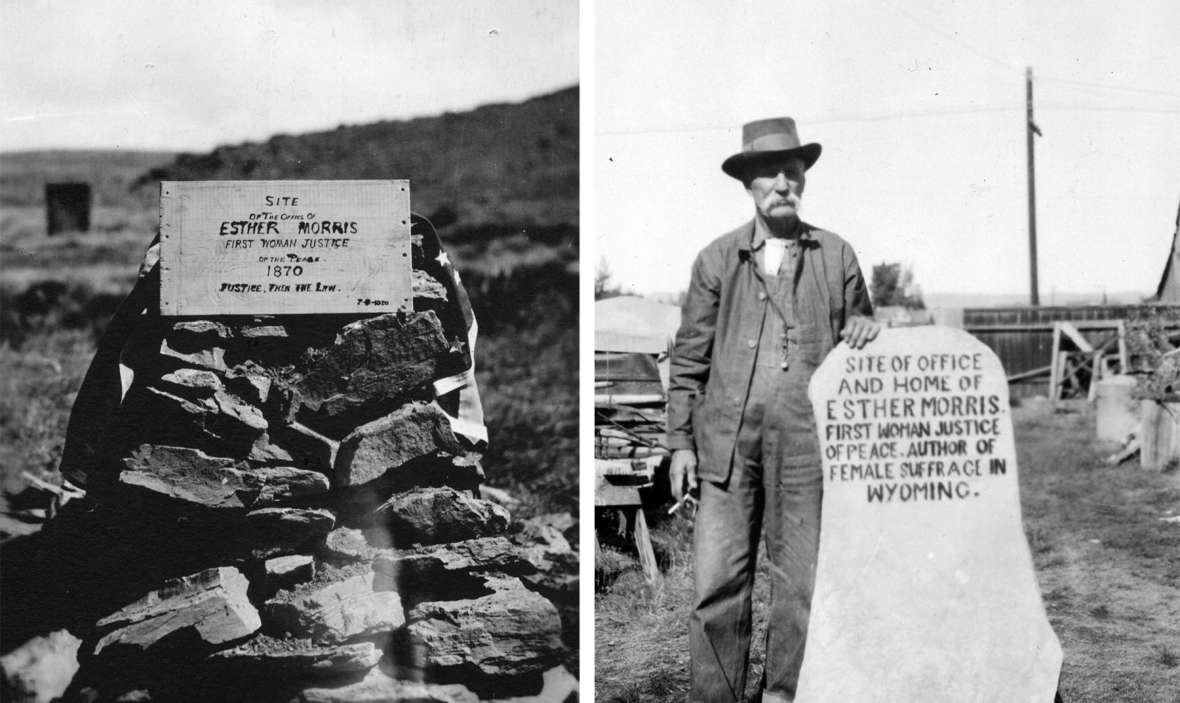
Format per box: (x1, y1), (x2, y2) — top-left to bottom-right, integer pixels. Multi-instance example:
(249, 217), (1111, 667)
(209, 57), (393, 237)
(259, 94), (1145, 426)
(876, 0), (1025, 75)
(600, 100), (1180, 138)
(1037, 75), (1180, 100)
(1038, 104), (1180, 115)
(601, 1), (1179, 138)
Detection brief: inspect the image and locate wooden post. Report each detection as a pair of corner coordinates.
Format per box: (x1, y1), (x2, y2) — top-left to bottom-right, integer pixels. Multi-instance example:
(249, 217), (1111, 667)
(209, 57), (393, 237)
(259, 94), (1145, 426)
(1141, 401), (1180, 471)
(1048, 324), (1062, 405)
(629, 507), (660, 584)
(1088, 351), (1104, 402)
(1026, 67), (1040, 306)
(1117, 320), (1129, 372)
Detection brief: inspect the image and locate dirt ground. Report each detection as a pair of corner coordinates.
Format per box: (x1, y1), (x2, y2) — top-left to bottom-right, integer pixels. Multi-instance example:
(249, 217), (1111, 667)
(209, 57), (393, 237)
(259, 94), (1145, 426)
(594, 400), (1180, 702)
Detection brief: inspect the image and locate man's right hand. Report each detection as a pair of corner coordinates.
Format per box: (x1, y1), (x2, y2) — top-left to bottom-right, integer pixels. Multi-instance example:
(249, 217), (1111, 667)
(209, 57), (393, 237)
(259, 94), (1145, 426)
(669, 448), (700, 502)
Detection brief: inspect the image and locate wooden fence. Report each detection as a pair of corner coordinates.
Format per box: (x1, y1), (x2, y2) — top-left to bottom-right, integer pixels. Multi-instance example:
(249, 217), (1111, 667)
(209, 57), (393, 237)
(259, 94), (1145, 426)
(962, 305), (1180, 398)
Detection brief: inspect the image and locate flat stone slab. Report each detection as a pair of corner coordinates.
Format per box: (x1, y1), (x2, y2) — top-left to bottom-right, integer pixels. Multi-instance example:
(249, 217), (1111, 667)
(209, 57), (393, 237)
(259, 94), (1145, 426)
(157, 367), (225, 398)
(263, 554), (316, 595)
(375, 536), (531, 580)
(377, 486), (510, 546)
(245, 507), (337, 559)
(123, 385), (267, 457)
(799, 326), (1062, 702)
(94, 566), (260, 655)
(0, 629), (82, 703)
(296, 312), (448, 433)
(264, 568), (405, 644)
(120, 445), (329, 508)
(488, 665), (578, 703)
(372, 536), (535, 605)
(334, 403), (463, 487)
(159, 338), (229, 372)
(319, 527), (376, 563)
(266, 421), (339, 473)
(297, 668), (478, 703)
(407, 576), (563, 682)
(211, 637), (381, 678)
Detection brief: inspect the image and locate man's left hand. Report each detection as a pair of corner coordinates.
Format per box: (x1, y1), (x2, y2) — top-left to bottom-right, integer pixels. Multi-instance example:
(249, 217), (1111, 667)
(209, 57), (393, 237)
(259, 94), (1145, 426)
(840, 315), (882, 349)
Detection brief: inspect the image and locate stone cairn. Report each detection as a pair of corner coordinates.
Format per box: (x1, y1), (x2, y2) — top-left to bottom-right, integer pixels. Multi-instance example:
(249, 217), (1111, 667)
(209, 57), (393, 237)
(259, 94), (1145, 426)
(0, 222), (578, 703)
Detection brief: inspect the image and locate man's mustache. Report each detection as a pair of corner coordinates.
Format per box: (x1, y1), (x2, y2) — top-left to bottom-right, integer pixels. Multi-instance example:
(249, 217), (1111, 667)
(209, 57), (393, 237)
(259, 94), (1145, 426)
(766, 194), (800, 207)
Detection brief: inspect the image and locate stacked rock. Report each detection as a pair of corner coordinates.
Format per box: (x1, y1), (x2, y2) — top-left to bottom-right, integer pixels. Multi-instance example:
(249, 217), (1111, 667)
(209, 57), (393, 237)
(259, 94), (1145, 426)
(0, 221), (578, 703)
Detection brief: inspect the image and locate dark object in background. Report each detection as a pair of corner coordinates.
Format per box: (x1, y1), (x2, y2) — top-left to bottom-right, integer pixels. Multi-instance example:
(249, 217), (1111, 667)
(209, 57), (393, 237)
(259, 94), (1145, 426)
(45, 182), (92, 234)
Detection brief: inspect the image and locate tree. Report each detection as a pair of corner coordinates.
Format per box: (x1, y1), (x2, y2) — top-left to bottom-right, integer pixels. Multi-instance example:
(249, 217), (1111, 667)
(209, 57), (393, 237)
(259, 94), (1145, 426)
(869, 262), (925, 309)
(595, 258), (623, 300)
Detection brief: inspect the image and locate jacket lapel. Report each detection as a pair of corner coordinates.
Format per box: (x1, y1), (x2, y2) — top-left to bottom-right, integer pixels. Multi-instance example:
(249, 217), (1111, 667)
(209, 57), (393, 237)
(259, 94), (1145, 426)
(801, 229), (834, 346)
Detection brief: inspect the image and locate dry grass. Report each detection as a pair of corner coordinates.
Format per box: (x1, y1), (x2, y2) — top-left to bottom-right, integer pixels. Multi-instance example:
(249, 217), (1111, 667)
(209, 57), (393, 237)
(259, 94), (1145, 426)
(0, 331), (95, 511)
(0, 152), (579, 525)
(595, 518), (694, 703)
(1017, 402), (1180, 702)
(595, 401), (1180, 702)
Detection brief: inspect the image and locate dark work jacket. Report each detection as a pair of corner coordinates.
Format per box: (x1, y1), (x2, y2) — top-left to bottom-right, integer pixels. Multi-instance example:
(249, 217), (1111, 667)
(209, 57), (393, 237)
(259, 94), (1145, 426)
(667, 219), (873, 483)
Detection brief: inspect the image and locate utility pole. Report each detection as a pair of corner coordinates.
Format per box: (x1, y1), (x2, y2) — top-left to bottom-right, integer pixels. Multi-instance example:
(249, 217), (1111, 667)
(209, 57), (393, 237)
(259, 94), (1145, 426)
(1026, 66), (1042, 306)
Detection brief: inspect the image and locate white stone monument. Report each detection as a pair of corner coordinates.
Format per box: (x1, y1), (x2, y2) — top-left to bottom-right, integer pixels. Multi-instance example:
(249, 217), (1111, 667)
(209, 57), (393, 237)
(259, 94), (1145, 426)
(798, 326), (1062, 702)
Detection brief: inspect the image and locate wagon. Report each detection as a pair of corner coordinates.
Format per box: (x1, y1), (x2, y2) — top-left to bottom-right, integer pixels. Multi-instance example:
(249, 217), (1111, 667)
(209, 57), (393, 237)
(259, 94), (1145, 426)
(594, 296), (681, 581)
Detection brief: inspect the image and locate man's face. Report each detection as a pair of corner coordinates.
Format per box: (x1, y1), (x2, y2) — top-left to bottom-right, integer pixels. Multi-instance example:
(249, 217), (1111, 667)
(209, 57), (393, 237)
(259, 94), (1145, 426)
(744, 156), (806, 223)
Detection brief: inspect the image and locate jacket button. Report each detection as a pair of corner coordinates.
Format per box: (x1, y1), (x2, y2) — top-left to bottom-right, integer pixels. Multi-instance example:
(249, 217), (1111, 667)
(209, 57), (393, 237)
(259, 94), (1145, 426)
(747, 339), (757, 348)
(757, 292), (766, 301)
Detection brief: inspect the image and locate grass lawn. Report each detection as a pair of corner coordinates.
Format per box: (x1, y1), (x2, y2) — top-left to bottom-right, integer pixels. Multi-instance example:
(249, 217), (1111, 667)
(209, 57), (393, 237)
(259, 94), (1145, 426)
(595, 400), (1180, 702)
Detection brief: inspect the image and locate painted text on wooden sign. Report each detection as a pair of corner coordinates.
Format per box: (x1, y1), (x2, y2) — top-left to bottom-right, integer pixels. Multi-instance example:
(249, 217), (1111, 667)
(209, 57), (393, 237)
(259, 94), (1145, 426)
(159, 180), (411, 316)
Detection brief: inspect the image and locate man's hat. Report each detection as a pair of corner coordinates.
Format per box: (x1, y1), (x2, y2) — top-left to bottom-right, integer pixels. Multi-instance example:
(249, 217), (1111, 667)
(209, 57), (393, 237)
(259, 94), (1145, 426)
(721, 117), (822, 180)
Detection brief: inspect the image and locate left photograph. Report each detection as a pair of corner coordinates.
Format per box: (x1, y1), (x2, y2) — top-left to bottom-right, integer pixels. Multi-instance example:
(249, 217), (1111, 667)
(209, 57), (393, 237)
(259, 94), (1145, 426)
(0, 3), (579, 702)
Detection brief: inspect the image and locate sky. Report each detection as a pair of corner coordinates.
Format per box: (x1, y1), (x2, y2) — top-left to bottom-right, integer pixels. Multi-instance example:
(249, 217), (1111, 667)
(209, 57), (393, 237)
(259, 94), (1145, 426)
(595, 0), (1180, 301)
(0, 0), (578, 153)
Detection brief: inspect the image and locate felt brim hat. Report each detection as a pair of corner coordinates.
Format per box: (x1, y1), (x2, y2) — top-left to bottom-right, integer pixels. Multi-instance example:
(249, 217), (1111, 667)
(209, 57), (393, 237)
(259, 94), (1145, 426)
(721, 117), (822, 180)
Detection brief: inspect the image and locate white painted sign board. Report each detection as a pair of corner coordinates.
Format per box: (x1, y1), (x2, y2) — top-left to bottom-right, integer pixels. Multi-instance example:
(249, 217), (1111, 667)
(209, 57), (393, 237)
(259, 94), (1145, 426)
(159, 180), (411, 316)
(799, 326), (1062, 703)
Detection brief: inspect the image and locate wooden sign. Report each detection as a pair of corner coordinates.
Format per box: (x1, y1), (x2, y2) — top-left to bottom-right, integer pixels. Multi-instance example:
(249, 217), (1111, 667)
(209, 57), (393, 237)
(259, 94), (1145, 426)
(159, 180), (411, 316)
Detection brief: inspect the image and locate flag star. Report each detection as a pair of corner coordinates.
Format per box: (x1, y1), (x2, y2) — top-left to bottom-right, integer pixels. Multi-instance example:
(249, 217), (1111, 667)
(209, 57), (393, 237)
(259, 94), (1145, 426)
(435, 251), (451, 267)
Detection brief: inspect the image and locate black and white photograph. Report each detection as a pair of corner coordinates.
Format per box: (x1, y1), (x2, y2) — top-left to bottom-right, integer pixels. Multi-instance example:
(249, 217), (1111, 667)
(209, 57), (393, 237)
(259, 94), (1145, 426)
(593, 1), (1180, 701)
(0, 2), (578, 701)
(5, 1), (1180, 701)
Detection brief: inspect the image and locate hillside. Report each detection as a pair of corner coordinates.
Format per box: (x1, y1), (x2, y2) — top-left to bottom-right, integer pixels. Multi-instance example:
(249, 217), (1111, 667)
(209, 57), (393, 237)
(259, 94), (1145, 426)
(1, 86), (580, 520)
(133, 87), (578, 231)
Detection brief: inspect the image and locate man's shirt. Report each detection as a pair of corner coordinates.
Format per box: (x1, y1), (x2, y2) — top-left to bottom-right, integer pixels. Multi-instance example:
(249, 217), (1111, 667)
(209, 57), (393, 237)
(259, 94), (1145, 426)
(667, 217), (873, 482)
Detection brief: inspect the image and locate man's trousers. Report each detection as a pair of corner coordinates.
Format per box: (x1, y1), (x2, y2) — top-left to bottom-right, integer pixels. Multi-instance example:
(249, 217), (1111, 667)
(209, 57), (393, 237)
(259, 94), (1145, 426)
(689, 362), (822, 703)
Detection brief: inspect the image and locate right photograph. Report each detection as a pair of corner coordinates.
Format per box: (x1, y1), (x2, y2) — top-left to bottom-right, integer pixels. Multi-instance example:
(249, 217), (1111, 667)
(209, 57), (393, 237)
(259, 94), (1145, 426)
(592, 2), (1180, 702)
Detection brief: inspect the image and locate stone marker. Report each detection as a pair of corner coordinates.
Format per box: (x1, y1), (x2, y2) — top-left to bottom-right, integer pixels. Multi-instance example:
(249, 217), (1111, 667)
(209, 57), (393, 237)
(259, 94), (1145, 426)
(798, 326), (1062, 702)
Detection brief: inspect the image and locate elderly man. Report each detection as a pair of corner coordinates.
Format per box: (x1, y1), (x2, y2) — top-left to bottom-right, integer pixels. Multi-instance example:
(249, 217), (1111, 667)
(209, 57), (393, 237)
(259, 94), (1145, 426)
(667, 117), (879, 703)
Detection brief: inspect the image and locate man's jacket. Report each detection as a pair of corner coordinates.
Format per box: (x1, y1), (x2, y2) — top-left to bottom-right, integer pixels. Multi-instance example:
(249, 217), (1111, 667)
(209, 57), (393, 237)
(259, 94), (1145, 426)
(667, 219), (873, 482)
